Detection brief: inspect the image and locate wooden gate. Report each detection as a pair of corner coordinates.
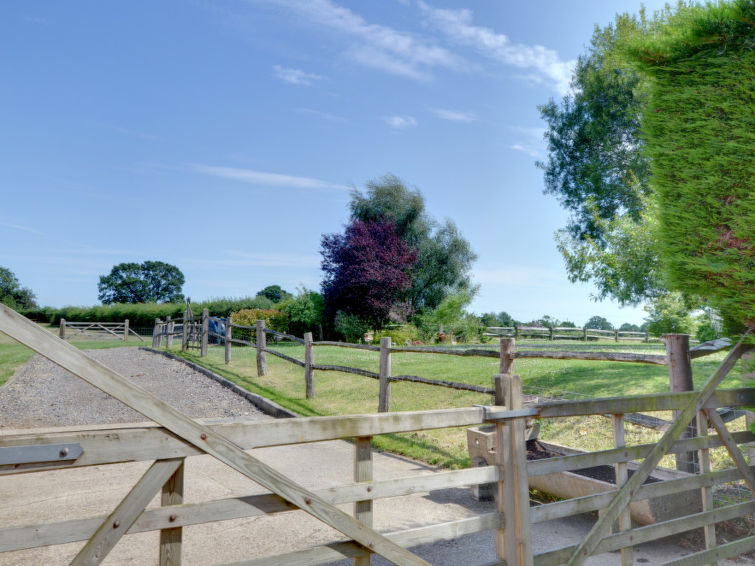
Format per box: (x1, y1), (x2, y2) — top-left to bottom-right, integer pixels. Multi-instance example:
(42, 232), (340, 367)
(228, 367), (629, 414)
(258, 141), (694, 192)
(1, 304), (754, 565)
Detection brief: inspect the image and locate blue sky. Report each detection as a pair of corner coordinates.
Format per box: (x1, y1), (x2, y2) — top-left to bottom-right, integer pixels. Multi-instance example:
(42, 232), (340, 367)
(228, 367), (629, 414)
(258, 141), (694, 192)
(1, 0), (670, 326)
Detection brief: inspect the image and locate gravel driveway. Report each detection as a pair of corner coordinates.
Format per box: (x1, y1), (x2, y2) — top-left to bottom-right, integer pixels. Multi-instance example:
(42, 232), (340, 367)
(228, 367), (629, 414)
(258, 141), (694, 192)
(0, 347), (264, 429)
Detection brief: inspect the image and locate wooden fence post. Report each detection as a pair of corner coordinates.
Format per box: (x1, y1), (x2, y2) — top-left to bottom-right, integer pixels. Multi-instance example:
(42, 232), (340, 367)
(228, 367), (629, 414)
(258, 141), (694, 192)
(514, 325), (519, 339)
(614, 330), (619, 342)
(200, 309), (209, 357)
(665, 333), (697, 472)
(166, 317), (174, 349)
(152, 319), (160, 348)
(612, 414), (632, 566)
(378, 337), (391, 412)
(159, 459), (184, 565)
(353, 436), (373, 566)
(583, 327), (588, 341)
(499, 337), (515, 375)
(549, 326), (554, 341)
(123, 319), (129, 341)
(256, 320), (267, 376)
(304, 332), (315, 399)
(224, 317), (232, 364)
(743, 351), (755, 468)
(59, 318), (66, 340)
(495, 373), (533, 566)
(181, 308), (189, 353)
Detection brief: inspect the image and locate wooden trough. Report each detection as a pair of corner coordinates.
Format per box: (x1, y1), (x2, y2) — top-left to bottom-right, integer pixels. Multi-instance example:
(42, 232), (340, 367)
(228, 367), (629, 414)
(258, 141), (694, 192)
(467, 428), (701, 525)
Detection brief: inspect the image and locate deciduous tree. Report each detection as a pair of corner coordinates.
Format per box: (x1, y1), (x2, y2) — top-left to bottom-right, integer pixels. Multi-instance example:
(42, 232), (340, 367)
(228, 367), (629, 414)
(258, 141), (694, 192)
(0, 266), (38, 310)
(321, 220), (416, 327)
(98, 261), (185, 304)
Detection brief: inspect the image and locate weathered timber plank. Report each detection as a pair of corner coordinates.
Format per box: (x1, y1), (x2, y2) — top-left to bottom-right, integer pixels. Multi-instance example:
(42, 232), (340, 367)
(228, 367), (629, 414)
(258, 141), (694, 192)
(565, 338), (753, 565)
(0, 408), (486, 474)
(389, 346), (500, 358)
(312, 364), (380, 379)
(526, 430), (755, 477)
(705, 408), (755, 491)
(71, 458), (183, 566)
(390, 374), (495, 394)
(160, 460), (184, 566)
(216, 513), (503, 566)
(534, 501), (755, 566)
(261, 347), (306, 367)
(660, 534), (755, 566)
(514, 350), (667, 365)
(0, 467), (499, 553)
(0, 305), (431, 566)
(313, 341), (381, 351)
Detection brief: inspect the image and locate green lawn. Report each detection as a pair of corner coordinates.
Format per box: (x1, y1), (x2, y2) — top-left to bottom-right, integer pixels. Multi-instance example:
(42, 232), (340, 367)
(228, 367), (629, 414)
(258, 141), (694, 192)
(0, 326), (147, 387)
(173, 340), (749, 469)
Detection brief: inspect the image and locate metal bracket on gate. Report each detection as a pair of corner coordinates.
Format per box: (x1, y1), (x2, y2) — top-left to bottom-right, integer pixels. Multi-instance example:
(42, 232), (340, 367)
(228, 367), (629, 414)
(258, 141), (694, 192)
(0, 443), (82, 467)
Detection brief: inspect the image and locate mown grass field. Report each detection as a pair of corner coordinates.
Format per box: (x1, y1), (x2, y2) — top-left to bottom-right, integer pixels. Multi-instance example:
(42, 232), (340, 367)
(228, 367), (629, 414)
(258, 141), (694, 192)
(173, 339), (749, 470)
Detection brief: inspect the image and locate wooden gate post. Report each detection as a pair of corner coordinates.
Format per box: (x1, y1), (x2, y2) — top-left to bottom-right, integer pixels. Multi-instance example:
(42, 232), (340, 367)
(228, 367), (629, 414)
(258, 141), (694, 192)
(378, 337), (391, 413)
(123, 319), (129, 341)
(353, 436), (373, 566)
(159, 459), (185, 565)
(181, 306), (190, 353)
(165, 317), (172, 349)
(256, 320), (267, 376)
(304, 332), (315, 399)
(612, 414), (632, 566)
(152, 319), (160, 348)
(665, 334), (698, 472)
(495, 373), (533, 566)
(59, 318), (66, 340)
(200, 309), (209, 357)
(224, 317), (232, 364)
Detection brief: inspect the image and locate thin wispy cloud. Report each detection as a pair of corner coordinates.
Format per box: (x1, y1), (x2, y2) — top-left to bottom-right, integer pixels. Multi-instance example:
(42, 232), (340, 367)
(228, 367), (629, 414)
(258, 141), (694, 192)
(384, 115), (417, 130)
(0, 221), (45, 236)
(271, 0), (465, 80)
(509, 126), (546, 159)
(419, 1), (574, 94)
(193, 164), (350, 190)
(273, 65), (321, 86)
(432, 108), (477, 122)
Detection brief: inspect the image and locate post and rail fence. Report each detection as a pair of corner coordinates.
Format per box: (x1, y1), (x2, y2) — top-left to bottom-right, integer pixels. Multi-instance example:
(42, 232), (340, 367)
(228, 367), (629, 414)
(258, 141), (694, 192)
(486, 326), (653, 342)
(3, 303), (755, 566)
(150, 317), (733, 474)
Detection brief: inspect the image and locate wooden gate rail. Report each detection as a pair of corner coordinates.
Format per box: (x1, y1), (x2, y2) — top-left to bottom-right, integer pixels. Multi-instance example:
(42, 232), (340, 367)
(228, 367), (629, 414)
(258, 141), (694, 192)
(4, 378), (755, 565)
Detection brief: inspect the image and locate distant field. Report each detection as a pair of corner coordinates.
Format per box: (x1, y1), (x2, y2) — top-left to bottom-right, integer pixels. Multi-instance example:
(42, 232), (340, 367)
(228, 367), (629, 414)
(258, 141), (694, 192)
(0, 326), (144, 387)
(173, 339), (747, 469)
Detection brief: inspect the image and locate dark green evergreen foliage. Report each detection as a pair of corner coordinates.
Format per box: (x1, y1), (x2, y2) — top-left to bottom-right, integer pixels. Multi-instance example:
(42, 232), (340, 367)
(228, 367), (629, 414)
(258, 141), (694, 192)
(619, 322), (641, 332)
(0, 266), (38, 310)
(98, 261), (185, 304)
(349, 175), (476, 312)
(626, 0), (755, 326)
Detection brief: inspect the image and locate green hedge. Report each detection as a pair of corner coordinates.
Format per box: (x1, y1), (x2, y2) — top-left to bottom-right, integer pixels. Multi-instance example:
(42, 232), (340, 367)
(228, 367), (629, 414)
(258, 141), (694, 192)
(627, 1), (755, 328)
(27, 296), (275, 329)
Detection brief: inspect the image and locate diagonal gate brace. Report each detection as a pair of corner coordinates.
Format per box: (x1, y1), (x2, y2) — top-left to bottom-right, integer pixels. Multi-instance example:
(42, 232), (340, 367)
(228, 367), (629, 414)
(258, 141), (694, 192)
(0, 305), (430, 566)
(565, 333), (753, 566)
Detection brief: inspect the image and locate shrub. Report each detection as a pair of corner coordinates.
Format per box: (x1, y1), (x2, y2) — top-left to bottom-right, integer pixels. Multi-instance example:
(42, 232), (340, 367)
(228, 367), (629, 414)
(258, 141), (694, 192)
(230, 309), (288, 332)
(372, 324), (420, 346)
(334, 311), (371, 343)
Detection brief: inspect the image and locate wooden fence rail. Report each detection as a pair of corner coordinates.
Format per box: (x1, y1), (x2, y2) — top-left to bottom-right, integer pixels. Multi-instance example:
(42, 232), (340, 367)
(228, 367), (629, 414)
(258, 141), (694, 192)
(151, 317), (731, 419)
(2, 340), (754, 565)
(485, 325), (656, 342)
